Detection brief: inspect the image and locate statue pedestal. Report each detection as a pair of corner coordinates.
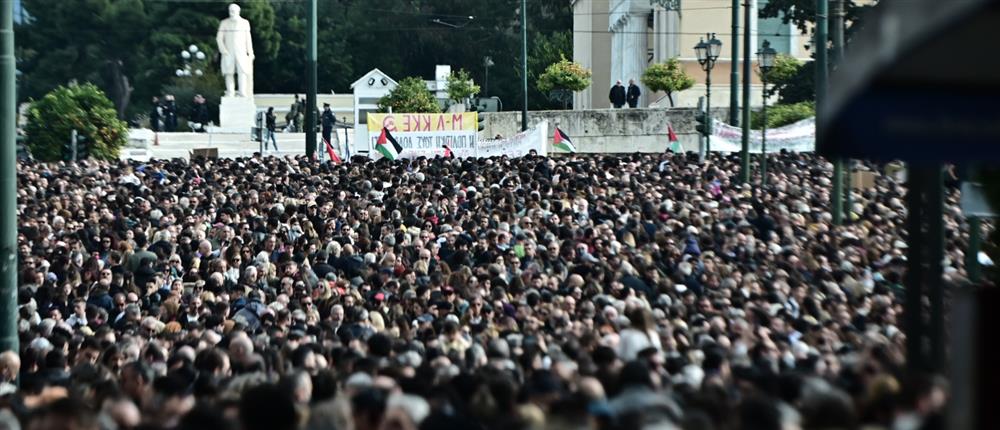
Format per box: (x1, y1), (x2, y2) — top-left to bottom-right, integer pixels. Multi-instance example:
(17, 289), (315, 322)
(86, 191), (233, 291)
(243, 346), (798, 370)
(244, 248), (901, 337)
(217, 96), (258, 133)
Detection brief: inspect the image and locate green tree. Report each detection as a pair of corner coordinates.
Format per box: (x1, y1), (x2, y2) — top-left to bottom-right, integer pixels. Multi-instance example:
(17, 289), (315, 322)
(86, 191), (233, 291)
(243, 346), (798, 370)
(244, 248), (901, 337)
(17, 0), (279, 120)
(528, 30), (573, 109)
(760, 0), (878, 36)
(750, 101), (814, 129)
(377, 77), (441, 114)
(446, 69), (480, 104)
(25, 83), (128, 161)
(17, 0), (150, 118)
(641, 58), (695, 107)
(537, 57), (591, 93)
(756, 54), (801, 97)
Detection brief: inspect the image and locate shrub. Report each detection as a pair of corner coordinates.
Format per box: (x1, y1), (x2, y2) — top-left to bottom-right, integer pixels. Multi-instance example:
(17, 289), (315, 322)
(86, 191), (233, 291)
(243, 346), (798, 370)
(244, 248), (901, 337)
(641, 58), (695, 107)
(25, 83), (129, 161)
(377, 77), (441, 113)
(536, 56), (592, 93)
(751, 101), (815, 130)
(446, 69), (480, 103)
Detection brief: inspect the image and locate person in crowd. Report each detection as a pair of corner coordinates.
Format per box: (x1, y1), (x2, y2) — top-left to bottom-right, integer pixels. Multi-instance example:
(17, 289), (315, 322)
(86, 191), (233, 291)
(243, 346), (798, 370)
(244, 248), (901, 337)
(189, 95), (211, 133)
(163, 94), (178, 132)
(609, 80), (626, 108)
(286, 94), (301, 132)
(626, 79), (641, 108)
(150, 97), (163, 132)
(321, 103), (336, 148)
(265, 107), (278, 152)
(2, 150), (966, 430)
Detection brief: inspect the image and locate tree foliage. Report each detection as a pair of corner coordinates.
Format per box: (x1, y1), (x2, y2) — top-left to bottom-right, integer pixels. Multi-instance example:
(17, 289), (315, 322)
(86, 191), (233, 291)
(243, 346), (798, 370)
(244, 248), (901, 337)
(16, 0), (279, 120)
(377, 77), (441, 114)
(755, 53), (809, 102)
(16, 0), (573, 117)
(446, 69), (480, 103)
(536, 56), (592, 93)
(759, 0), (878, 37)
(641, 58), (695, 107)
(750, 101), (814, 130)
(25, 83), (128, 162)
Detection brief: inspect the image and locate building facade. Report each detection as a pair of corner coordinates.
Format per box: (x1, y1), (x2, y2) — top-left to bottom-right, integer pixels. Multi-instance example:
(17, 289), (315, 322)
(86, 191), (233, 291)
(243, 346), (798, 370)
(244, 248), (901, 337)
(573, 0), (808, 110)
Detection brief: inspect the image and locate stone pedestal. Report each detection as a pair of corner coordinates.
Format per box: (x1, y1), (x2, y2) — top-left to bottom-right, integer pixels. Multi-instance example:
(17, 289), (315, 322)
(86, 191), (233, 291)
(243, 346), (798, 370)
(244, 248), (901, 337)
(218, 96), (258, 133)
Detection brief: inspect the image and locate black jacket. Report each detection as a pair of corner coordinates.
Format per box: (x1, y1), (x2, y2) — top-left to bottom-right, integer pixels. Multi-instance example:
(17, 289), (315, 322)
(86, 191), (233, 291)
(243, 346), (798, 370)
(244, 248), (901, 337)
(609, 85), (627, 106)
(266, 111), (277, 131)
(321, 109), (336, 130)
(627, 84), (641, 106)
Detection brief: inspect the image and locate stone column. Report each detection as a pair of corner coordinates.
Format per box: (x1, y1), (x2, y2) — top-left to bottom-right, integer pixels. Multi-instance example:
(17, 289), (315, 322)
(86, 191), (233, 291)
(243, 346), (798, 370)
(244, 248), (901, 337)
(621, 13), (648, 107)
(610, 16), (624, 100)
(653, 3), (681, 62)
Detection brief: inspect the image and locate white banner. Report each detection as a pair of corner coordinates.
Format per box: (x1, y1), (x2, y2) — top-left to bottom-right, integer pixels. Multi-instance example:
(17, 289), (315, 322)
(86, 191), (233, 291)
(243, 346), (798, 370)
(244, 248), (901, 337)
(476, 121), (548, 158)
(711, 117), (816, 153)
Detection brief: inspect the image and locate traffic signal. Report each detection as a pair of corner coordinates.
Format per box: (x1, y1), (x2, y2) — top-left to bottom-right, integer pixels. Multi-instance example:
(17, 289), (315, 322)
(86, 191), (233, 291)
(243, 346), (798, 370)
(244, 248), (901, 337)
(695, 111), (711, 138)
(76, 134), (89, 159)
(471, 105), (485, 132)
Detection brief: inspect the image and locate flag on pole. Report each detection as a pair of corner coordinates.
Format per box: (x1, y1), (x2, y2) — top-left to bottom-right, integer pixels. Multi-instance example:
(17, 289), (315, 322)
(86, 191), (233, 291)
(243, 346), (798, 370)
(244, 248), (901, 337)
(442, 145), (454, 159)
(324, 137), (342, 164)
(553, 127), (577, 153)
(376, 127), (403, 160)
(667, 124), (681, 152)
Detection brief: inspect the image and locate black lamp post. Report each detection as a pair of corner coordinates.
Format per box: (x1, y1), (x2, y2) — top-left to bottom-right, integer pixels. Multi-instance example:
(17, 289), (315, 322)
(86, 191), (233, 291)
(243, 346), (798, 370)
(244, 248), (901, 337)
(757, 40), (777, 188)
(694, 33), (722, 153)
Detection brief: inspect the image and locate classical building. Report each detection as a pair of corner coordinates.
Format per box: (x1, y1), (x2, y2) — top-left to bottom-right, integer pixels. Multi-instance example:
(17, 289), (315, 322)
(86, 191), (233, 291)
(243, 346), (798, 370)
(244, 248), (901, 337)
(573, 0), (810, 110)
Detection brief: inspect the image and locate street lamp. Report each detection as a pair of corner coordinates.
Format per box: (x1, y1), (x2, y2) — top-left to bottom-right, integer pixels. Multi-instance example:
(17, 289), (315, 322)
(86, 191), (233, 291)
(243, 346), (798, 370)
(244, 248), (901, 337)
(694, 33), (722, 153)
(177, 45), (205, 78)
(756, 40), (777, 188)
(483, 56), (494, 96)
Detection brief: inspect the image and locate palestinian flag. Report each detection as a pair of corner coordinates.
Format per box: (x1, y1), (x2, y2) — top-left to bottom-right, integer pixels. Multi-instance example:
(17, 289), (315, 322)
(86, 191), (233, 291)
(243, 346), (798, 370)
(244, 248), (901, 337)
(324, 137), (342, 164)
(667, 124), (681, 153)
(376, 127), (403, 160)
(553, 127), (577, 153)
(442, 145), (454, 159)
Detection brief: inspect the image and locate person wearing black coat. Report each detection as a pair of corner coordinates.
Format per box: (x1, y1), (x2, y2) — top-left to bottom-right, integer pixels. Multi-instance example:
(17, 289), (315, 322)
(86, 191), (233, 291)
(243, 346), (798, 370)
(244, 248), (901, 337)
(321, 103), (336, 147)
(150, 96), (162, 132)
(609, 80), (627, 108)
(265, 107), (278, 151)
(627, 79), (642, 108)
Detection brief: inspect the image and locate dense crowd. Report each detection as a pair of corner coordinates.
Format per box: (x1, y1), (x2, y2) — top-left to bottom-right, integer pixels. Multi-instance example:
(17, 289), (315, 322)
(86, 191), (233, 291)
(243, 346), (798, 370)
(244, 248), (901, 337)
(3, 151), (966, 430)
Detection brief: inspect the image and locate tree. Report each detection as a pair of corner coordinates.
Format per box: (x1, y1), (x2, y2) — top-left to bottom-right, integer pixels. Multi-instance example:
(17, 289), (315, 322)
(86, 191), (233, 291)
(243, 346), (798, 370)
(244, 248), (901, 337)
(528, 30), (573, 109)
(536, 56), (591, 109)
(537, 56), (591, 93)
(641, 58), (695, 107)
(754, 54), (812, 103)
(760, 0), (878, 36)
(377, 77), (441, 114)
(17, 0), (150, 118)
(750, 101), (814, 130)
(17, 0), (279, 120)
(446, 69), (480, 104)
(25, 83), (128, 161)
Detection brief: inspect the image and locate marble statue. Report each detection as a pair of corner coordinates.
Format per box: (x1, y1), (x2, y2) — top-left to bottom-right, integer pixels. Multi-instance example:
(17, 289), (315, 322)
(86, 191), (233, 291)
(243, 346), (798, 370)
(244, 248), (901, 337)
(216, 3), (255, 97)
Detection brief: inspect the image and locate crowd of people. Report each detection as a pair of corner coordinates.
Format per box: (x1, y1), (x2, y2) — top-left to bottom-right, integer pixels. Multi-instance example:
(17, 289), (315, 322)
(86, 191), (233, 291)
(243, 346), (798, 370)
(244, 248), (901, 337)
(4, 150), (966, 430)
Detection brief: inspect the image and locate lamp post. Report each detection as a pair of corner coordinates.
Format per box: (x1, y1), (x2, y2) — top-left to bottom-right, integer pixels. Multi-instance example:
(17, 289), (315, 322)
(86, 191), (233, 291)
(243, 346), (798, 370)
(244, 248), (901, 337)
(483, 56), (494, 97)
(694, 33), (722, 153)
(176, 44), (206, 78)
(757, 40), (776, 188)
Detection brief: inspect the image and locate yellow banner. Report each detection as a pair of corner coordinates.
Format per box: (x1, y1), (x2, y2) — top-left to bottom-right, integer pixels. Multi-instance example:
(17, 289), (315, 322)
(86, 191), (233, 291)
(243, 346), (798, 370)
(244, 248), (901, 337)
(367, 112), (477, 133)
